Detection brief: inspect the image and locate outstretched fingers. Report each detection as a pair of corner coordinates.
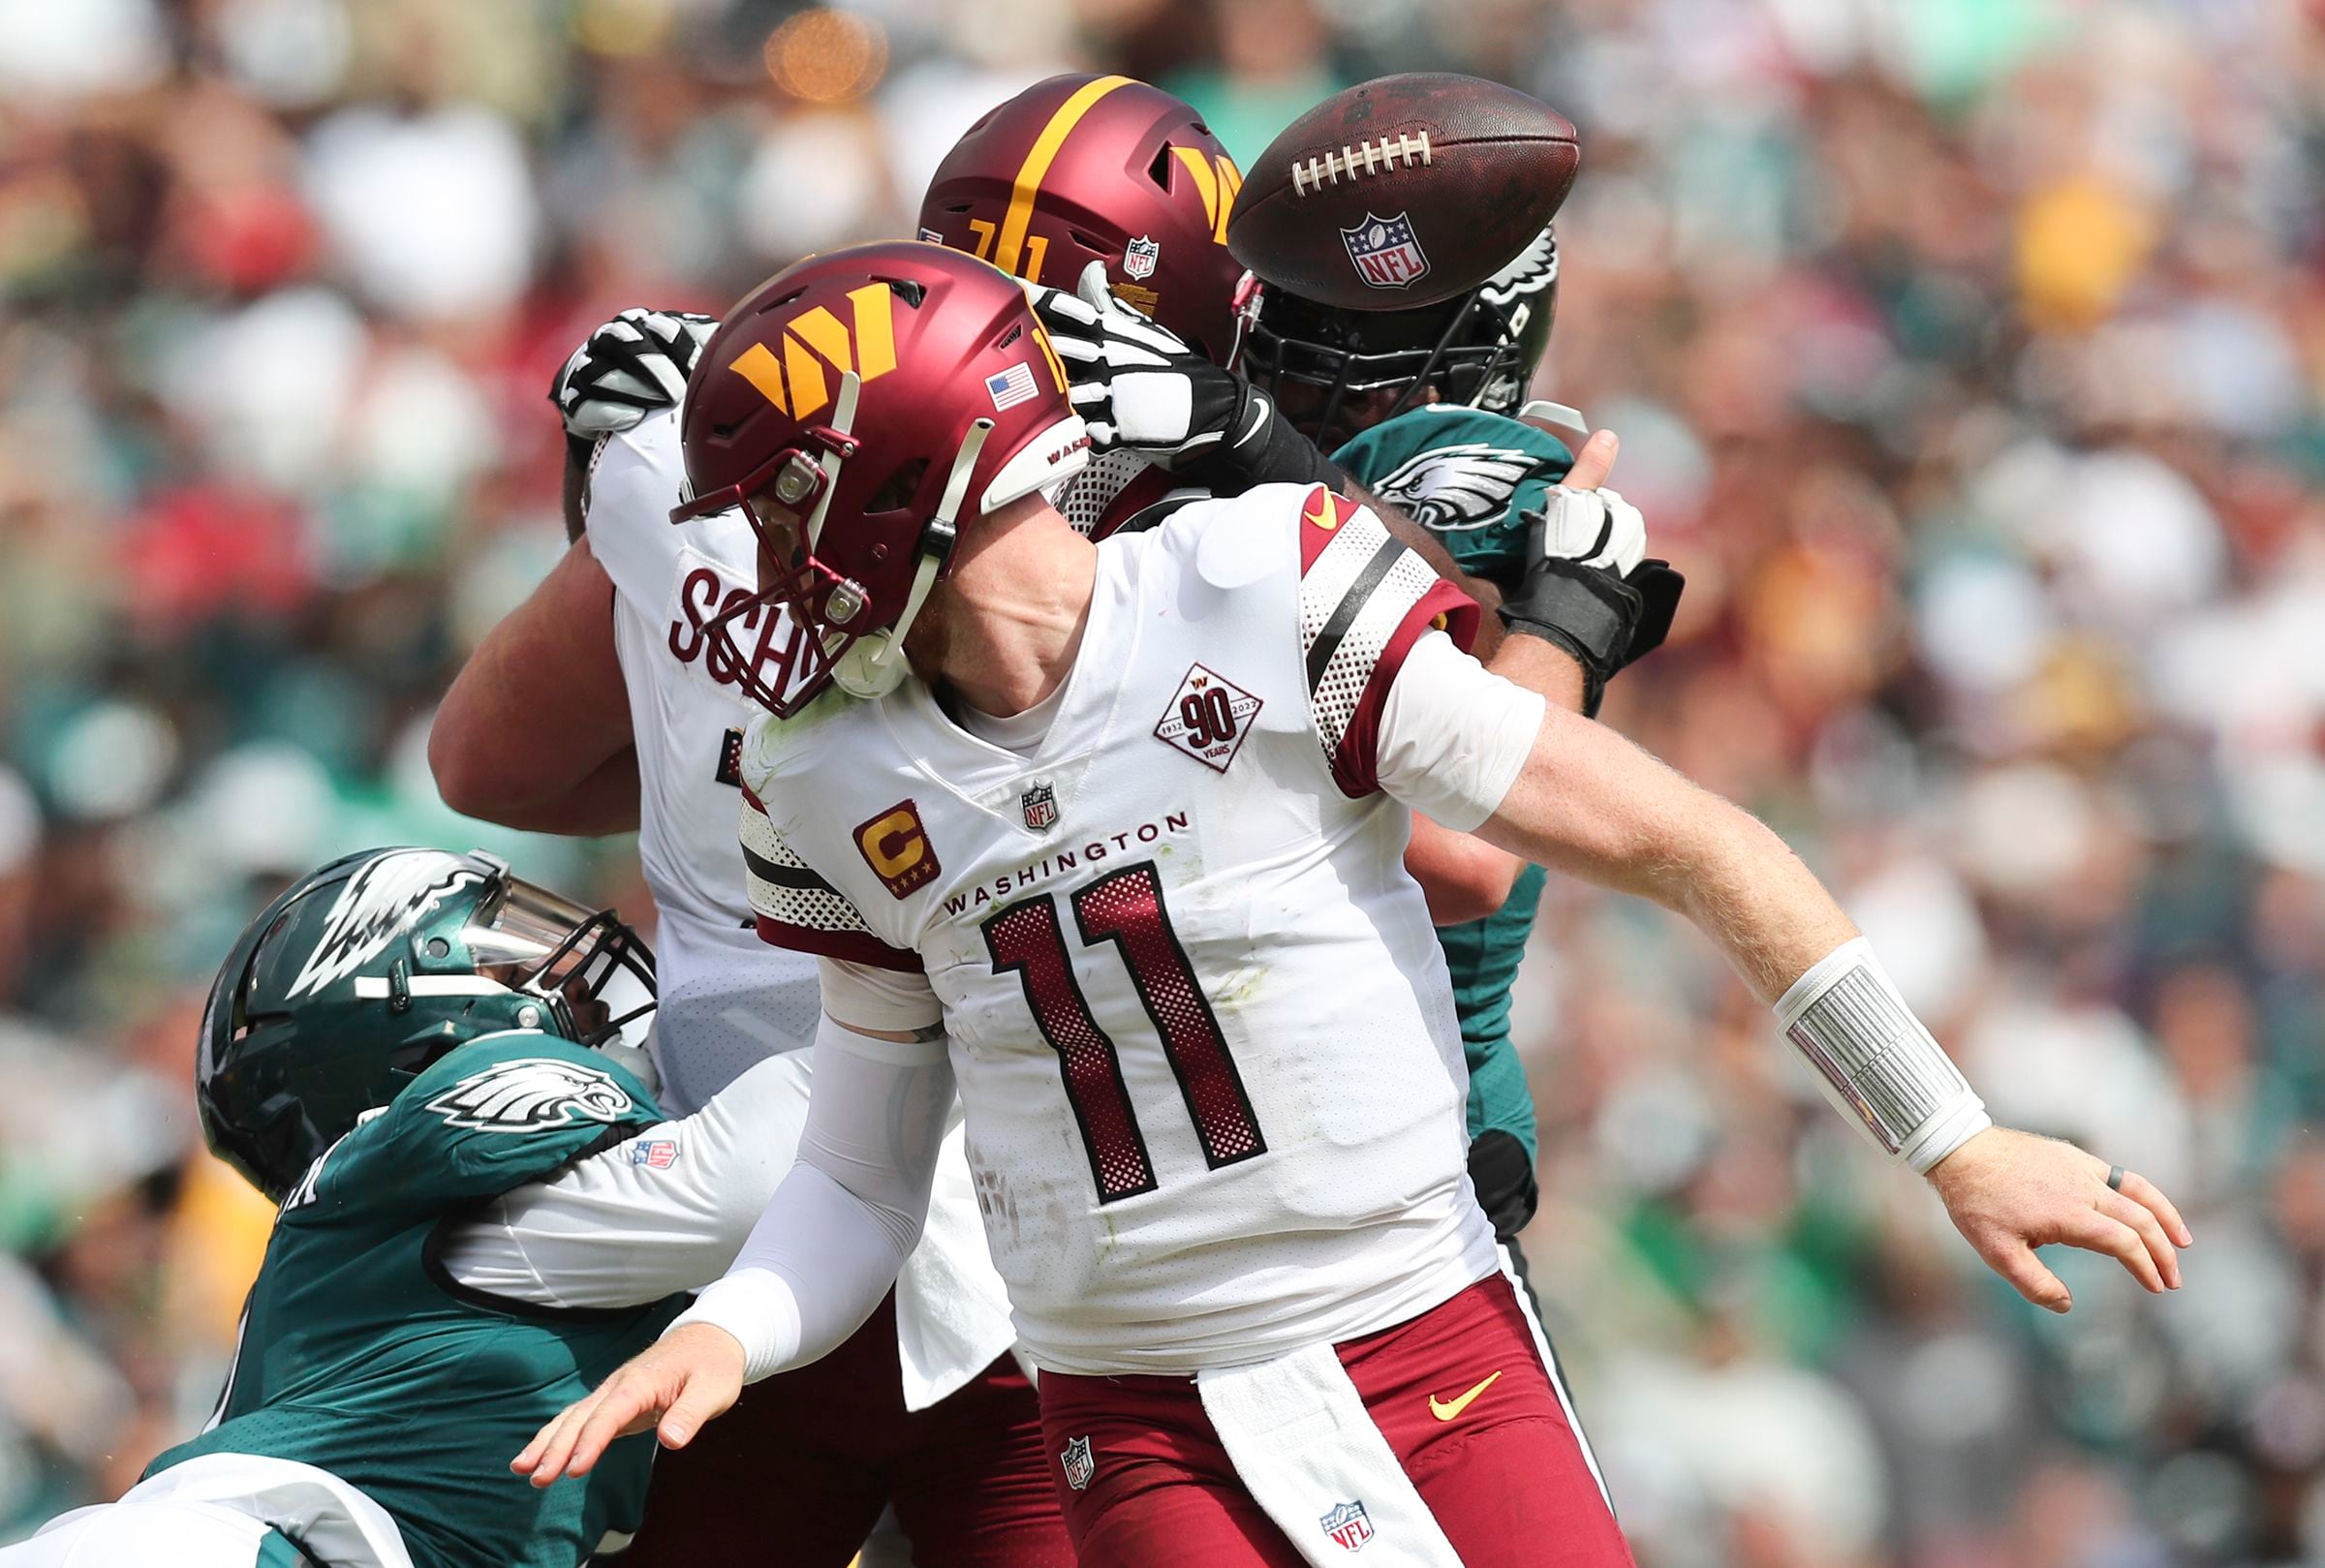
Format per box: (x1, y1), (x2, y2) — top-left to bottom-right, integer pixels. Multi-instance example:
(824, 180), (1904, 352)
(513, 1374), (659, 1488)
(2098, 1188), (2182, 1290)
(2064, 1209), (2166, 1294)
(2118, 1168), (2193, 1249)
(512, 1393), (601, 1487)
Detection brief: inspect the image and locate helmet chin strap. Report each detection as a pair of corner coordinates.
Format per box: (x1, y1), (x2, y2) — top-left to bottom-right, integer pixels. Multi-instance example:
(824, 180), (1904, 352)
(832, 416), (995, 699)
(800, 371), (863, 555)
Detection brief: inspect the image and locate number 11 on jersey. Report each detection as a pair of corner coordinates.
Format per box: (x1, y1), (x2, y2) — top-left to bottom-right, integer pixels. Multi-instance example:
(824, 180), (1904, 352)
(982, 860), (1267, 1203)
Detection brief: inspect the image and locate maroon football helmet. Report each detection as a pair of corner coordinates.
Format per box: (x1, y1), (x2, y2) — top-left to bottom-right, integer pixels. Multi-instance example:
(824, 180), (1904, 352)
(918, 74), (1250, 366)
(670, 242), (1090, 718)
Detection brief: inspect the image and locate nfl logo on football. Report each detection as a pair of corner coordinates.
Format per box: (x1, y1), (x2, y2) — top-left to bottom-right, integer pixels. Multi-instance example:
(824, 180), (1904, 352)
(1124, 235), (1160, 280)
(1021, 781), (1059, 832)
(1061, 1435), (1095, 1493)
(1320, 1499), (1374, 1552)
(1340, 213), (1429, 291)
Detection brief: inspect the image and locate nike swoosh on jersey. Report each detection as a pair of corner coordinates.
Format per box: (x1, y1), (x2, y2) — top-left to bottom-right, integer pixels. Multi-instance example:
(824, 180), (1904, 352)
(1427, 1369), (1503, 1422)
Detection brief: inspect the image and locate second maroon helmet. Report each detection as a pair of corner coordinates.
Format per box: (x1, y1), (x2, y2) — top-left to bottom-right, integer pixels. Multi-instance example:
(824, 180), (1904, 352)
(671, 242), (1089, 718)
(918, 74), (1250, 365)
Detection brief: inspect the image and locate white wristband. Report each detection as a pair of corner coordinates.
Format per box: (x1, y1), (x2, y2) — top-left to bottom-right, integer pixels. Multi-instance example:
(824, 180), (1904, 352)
(1776, 938), (1991, 1175)
(666, 1268), (803, 1384)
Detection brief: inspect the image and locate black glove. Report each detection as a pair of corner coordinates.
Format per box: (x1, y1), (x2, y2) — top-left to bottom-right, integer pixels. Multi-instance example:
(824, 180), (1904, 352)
(1496, 488), (1683, 716)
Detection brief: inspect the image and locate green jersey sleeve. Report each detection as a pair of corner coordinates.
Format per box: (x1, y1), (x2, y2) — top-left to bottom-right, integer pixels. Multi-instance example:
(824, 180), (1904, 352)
(1332, 406), (1575, 591)
(320, 1030), (665, 1214)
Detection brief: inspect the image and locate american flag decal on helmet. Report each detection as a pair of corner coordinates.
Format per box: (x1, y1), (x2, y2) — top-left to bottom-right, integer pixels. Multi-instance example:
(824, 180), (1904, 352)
(1294, 485), (1477, 797)
(985, 360), (1039, 412)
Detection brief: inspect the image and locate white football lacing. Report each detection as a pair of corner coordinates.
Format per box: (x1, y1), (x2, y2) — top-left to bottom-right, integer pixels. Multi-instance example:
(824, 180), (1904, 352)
(1290, 131), (1433, 198)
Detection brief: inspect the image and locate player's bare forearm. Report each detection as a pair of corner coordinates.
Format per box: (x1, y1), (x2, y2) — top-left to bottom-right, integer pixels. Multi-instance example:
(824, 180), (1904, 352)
(429, 539), (638, 831)
(478, 746), (640, 835)
(1406, 814), (1522, 925)
(1488, 630), (1585, 713)
(1479, 703), (1856, 1001)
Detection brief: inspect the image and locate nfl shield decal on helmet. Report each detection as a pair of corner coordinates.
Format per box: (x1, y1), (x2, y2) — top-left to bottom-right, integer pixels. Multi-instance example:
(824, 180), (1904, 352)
(1320, 1500), (1374, 1552)
(1021, 781), (1059, 832)
(1061, 1435), (1095, 1492)
(1340, 213), (1429, 291)
(1124, 234), (1160, 281)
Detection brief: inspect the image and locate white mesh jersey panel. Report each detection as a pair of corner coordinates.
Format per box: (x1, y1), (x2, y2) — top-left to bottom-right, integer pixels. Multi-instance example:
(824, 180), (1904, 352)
(1059, 447), (1151, 537)
(1295, 509), (1437, 764)
(739, 792), (878, 937)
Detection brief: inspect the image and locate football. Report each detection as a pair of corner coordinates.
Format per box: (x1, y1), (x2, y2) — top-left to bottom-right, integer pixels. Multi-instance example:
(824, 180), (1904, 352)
(1226, 73), (1580, 310)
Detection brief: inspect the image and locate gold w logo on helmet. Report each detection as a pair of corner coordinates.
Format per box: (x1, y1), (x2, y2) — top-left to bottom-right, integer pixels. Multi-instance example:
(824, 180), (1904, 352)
(1171, 148), (1244, 245)
(729, 282), (900, 421)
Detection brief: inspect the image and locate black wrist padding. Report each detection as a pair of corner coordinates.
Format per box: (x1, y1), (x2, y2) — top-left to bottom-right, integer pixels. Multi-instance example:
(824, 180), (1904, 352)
(1178, 387), (1339, 496)
(1498, 561), (1643, 719)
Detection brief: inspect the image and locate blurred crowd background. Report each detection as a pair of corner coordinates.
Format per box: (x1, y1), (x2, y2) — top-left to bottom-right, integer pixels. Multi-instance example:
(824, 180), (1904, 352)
(1, 0), (2320, 1562)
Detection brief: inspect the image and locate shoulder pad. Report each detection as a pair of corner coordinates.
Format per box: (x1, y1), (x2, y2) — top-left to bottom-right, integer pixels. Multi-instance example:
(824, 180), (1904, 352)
(1332, 408), (1573, 584)
(407, 1031), (658, 1134)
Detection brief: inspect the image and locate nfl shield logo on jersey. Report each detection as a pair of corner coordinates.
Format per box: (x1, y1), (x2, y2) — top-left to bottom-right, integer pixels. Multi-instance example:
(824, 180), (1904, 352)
(1061, 1435), (1095, 1492)
(1340, 213), (1430, 291)
(1021, 781), (1059, 832)
(1124, 235), (1160, 280)
(1320, 1500), (1374, 1552)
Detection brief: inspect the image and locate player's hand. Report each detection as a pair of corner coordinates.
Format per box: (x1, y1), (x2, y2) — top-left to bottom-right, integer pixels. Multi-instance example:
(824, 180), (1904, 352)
(1500, 430), (1674, 713)
(1925, 1126), (2193, 1312)
(1024, 261), (1249, 463)
(550, 307), (718, 440)
(512, 1321), (745, 1487)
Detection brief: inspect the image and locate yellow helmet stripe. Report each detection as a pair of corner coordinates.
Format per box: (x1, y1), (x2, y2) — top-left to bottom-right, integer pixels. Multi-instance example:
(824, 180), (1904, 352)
(994, 75), (1135, 278)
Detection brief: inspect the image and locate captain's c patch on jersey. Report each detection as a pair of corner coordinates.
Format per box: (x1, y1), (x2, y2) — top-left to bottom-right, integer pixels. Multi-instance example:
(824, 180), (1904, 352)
(422, 1057), (636, 1132)
(1154, 663), (1261, 772)
(856, 800), (942, 899)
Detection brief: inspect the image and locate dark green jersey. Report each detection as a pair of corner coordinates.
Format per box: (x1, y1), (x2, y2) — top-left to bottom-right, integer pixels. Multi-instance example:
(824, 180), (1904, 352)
(1335, 406), (1576, 1163)
(152, 1031), (680, 1568)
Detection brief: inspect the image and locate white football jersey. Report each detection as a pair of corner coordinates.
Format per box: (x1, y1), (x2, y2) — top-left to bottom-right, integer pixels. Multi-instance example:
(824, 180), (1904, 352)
(737, 483), (1506, 1375)
(581, 414), (1017, 1411)
(584, 414), (823, 1113)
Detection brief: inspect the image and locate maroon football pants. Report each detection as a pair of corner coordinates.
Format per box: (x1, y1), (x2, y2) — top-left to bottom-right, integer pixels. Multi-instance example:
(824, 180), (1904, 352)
(619, 1292), (1071, 1567)
(1037, 1276), (1630, 1568)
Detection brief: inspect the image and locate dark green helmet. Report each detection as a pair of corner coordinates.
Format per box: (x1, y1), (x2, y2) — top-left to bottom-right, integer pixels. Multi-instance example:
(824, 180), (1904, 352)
(198, 847), (656, 1202)
(1237, 222), (1561, 449)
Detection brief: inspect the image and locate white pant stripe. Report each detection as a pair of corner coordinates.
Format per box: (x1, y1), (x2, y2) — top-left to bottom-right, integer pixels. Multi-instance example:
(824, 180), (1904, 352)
(1496, 1241), (1614, 1514)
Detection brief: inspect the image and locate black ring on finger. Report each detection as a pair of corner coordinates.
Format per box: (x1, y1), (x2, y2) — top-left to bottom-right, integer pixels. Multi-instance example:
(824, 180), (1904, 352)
(2107, 1165), (2126, 1192)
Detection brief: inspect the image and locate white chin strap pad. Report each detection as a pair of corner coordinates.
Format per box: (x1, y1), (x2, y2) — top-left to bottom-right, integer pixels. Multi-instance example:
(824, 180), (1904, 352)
(979, 413), (1092, 515)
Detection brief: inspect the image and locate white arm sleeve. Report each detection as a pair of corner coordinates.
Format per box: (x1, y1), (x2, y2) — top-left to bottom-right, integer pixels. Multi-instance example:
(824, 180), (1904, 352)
(434, 1052), (813, 1309)
(816, 954), (945, 1033)
(666, 1014), (953, 1381)
(1373, 630), (1548, 832)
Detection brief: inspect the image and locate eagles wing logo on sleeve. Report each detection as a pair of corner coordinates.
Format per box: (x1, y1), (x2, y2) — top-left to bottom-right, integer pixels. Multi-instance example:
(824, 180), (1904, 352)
(422, 1058), (636, 1133)
(1371, 443), (1554, 532)
(289, 850), (486, 999)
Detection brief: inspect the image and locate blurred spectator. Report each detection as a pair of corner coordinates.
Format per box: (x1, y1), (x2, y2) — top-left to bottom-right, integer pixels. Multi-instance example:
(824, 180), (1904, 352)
(2, 0), (2322, 1561)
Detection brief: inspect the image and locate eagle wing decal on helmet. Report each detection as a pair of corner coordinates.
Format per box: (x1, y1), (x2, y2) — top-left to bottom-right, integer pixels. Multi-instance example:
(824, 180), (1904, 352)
(1480, 224), (1559, 308)
(1371, 442), (1549, 532)
(421, 1056), (636, 1132)
(288, 850), (487, 999)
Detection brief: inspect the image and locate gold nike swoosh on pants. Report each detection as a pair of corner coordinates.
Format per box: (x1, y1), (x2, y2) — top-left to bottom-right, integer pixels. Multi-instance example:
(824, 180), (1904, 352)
(1428, 1369), (1503, 1422)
